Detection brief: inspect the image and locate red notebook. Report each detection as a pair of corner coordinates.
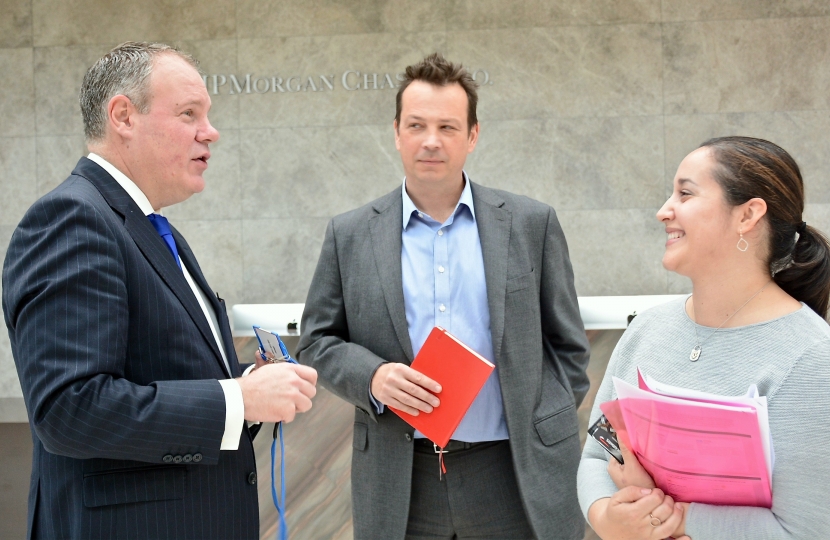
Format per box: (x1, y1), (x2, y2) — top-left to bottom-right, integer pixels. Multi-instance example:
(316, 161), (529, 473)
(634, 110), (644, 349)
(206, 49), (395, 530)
(389, 326), (495, 448)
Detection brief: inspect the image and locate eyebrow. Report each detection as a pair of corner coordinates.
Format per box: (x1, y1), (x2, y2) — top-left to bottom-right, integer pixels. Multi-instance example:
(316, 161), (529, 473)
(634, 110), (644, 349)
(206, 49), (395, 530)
(405, 115), (462, 124)
(677, 178), (697, 186)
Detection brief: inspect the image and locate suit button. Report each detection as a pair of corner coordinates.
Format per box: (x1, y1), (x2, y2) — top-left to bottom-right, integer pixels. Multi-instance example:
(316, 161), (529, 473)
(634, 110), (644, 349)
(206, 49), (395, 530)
(163, 454), (173, 463)
(182, 454), (193, 463)
(405, 433), (412, 442)
(173, 455), (183, 464)
(247, 472), (257, 485)
(192, 453), (203, 463)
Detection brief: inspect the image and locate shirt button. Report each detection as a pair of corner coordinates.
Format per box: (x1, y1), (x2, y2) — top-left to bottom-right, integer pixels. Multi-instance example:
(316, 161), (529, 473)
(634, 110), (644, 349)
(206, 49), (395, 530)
(182, 454), (193, 463)
(247, 472), (258, 485)
(437, 230), (444, 236)
(405, 433), (412, 442)
(192, 453), (203, 463)
(439, 304), (446, 312)
(438, 266), (445, 273)
(162, 454), (173, 463)
(418, 212), (424, 218)
(172, 455), (183, 464)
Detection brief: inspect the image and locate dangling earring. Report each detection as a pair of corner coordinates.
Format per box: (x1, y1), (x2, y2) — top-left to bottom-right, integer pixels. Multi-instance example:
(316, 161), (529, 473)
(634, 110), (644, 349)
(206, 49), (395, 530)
(737, 230), (749, 252)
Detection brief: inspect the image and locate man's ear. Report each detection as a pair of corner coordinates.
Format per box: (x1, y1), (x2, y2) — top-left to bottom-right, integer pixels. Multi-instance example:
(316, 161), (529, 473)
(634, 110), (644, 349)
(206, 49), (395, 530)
(107, 94), (137, 139)
(467, 122), (480, 154)
(737, 197), (768, 234)
(393, 119), (401, 150)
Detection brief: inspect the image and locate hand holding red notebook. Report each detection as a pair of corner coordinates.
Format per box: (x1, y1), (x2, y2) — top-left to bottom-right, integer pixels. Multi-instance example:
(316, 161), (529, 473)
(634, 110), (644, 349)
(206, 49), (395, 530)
(389, 326), (495, 448)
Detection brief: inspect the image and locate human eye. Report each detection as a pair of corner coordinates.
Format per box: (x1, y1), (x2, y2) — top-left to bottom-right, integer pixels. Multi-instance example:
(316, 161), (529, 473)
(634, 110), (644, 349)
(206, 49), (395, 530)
(182, 109), (194, 118)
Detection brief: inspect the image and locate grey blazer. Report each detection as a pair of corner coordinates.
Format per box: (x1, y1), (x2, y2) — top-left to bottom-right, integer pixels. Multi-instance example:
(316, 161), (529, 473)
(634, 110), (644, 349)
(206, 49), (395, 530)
(297, 181), (590, 539)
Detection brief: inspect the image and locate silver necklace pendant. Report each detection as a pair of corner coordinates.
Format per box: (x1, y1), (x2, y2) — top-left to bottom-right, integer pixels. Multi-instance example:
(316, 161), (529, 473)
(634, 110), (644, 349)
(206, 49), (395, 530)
(690, 345), (701, 362)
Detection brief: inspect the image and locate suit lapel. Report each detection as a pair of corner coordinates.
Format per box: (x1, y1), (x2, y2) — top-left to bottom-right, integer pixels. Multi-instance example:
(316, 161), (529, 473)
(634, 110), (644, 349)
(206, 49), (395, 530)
(175, 237), (240, 377)
(368, 190), (414, 362)
(471, 183), (511, 361)
(76, 158), (231, 377)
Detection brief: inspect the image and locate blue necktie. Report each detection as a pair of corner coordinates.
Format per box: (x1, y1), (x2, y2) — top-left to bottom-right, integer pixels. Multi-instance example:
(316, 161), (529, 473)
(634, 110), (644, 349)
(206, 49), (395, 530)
(147, 214), (182, 270)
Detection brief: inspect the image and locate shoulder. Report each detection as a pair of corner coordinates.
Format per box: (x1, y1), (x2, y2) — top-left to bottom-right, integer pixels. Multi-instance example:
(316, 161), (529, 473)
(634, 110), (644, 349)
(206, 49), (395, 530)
(329, 186), (401, 231)
(611, 297), (689, 359)
(471, 181), (552, 217)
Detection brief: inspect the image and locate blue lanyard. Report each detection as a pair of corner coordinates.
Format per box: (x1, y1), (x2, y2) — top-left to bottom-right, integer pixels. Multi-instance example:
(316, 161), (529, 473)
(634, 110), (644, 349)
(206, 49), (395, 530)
(254, 328), (297, 540)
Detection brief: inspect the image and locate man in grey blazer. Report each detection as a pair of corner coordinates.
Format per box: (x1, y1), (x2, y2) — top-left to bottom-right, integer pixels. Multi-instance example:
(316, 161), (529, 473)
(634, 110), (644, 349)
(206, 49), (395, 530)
(297, 53), (590, 539)
(3, 42), (317, 539)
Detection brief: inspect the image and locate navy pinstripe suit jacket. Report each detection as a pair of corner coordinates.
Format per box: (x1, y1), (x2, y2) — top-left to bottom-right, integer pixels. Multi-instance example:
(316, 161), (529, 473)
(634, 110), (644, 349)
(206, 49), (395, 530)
(2, 158), (260, 539)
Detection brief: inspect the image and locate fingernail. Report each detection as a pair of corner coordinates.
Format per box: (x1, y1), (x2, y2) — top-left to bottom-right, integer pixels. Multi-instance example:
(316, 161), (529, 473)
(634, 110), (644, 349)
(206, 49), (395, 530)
(641, 488), (652, 494)
(675, 503), (682, 510)
(435, 385), (442, 392)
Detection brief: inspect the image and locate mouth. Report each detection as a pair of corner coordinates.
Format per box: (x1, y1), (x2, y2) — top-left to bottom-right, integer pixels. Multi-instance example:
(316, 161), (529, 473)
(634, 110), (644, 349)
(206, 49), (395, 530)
(666, 229), (685, 244)
(193, 153), (210, 165)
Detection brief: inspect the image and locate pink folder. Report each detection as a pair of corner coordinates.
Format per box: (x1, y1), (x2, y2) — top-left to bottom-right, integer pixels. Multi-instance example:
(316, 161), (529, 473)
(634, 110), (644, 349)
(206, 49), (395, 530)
(600, 369), (772, 508)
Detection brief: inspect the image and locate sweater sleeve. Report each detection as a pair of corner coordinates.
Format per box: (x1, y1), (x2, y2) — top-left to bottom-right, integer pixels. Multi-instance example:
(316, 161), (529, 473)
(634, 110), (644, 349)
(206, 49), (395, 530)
(684, 339), (830, 539)
(576, 327), (634, 523)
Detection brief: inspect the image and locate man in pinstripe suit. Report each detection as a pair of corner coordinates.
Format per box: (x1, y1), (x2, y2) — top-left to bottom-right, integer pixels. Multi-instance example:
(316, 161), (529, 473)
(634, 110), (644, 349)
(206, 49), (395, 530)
(2, 42), (317, 539)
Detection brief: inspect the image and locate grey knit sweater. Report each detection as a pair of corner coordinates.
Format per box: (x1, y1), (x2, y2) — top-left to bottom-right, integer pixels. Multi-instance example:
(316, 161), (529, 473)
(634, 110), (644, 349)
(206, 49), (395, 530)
(577, 297), (830, 539)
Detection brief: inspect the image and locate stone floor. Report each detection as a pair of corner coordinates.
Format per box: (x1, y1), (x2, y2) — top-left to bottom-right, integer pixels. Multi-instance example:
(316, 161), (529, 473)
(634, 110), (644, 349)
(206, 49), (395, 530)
(0, 329), (620, 539)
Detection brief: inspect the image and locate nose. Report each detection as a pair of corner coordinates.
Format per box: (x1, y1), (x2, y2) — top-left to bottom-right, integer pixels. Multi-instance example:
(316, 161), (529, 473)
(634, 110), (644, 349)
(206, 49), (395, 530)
(656, 196), (673, 222)
(200, 117), (220, 144)
(423, 127), (440, 150)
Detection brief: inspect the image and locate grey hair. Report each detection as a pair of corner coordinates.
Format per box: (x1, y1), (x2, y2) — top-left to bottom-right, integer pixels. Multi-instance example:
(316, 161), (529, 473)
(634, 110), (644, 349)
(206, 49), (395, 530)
(79, 41), (200, 142)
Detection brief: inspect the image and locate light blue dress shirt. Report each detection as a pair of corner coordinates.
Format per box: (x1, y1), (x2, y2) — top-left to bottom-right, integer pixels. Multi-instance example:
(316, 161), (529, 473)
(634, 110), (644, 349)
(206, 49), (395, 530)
(371, 173), (509, 442)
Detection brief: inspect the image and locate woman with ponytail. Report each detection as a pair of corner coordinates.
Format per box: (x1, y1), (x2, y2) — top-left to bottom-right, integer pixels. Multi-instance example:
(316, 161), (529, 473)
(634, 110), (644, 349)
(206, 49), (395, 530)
(578, 136), (830, 539)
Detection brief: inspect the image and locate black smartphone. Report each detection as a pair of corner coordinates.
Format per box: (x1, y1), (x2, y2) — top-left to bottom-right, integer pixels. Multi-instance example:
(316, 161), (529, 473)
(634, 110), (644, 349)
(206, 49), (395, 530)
(588, 414), (624, 464)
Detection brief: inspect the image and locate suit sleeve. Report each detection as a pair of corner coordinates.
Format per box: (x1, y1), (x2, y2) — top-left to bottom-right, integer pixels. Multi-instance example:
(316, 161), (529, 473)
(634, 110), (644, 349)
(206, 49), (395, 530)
(2, 194), (227, 465)
(539, 206), (591, 407)
(296, 219), (387, 420)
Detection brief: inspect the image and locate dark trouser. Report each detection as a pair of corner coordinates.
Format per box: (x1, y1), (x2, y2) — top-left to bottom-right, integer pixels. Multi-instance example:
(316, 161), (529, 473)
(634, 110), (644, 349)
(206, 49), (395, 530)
(406, 440), (535, 539)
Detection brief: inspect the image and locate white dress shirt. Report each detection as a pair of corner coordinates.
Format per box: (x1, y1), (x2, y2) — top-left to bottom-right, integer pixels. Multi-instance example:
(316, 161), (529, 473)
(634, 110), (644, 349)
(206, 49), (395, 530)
(87, 153), (245, 450)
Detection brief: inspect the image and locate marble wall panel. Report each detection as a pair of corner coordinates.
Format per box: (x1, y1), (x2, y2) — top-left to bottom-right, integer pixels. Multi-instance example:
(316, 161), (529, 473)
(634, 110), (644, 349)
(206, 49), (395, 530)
(467, 116), (665, 210)
(32, 0), (236, 47)
(178, 39), (239, 131)
(35, 135), (87, 194)
(0, 329), (22, 399)
(165, 129), (241, 221)
(464, 119), (552, 200)
(448, 24), (663, 121)
(558, 208), (668, 295)
(241, 218), (330, 304)
(663, 18), (830, 115)
(662, 0), (830, 22)
(663, 112), (830, 204)
(239, 126), (403, 219)
(0, 47), (35, 137)
(0, 0), (32, 48)
(0, 138), (37, 227)
(172, 220), (244, 308)
(236, 33), (446, 129)
(237, 0), (446, 38)
(448, 0), (660, 29)
(34, 45), (111, 137)
(804, 204), (830, 239)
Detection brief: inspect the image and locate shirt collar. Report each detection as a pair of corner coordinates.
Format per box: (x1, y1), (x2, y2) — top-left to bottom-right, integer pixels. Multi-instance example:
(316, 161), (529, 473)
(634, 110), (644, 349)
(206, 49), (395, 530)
(87, 153), (157, 217)
(402, 171), (476, 230)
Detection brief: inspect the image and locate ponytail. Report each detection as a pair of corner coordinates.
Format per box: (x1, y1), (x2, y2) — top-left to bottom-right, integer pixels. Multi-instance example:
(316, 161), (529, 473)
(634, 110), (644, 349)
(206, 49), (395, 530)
(773, 225), (830, 319)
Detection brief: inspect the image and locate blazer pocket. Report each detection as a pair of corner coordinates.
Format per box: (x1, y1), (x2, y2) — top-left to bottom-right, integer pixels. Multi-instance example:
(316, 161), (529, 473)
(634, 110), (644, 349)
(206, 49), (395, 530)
(533, 404), (579, 446)
(353, 422), (368, 452)
(83, 466), (187, 508)
(506, 269), (534, 294)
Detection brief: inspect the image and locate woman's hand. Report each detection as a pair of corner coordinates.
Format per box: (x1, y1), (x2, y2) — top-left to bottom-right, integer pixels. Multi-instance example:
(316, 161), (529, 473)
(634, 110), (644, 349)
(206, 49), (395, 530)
(588, 487), (690, 540)
(608, 440), (656, 490)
